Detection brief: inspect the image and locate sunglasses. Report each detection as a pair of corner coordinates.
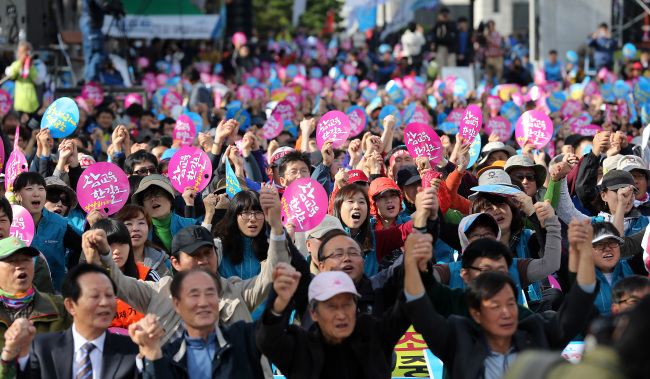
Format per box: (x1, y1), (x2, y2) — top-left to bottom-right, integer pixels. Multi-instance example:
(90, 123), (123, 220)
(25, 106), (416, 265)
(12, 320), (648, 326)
(134, 166), (158, 176)
(513, 173), (536, 182)
(46, 192), (70, 206)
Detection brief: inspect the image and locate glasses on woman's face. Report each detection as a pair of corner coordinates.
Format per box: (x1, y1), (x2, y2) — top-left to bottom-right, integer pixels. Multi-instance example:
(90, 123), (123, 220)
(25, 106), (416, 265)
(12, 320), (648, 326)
(513, 173), (536, 182)
(239, 211), (265, 220)
(467, 231), (496, 240)
(593, 241), (621, 251)
(134, 166), (158, 176)
(143, 190), (165, 201)
(46, 191), (70, 206)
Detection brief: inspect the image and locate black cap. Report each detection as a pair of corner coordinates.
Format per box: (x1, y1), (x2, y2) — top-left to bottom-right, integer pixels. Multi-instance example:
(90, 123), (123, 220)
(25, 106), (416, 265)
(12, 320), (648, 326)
(171, 225), (215, 257)
(396, 165), (421, 187)
(601, 170), (637, 191)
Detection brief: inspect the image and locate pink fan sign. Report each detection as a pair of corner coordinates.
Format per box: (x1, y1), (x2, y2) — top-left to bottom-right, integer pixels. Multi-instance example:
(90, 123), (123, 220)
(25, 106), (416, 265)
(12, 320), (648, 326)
(4, 150), (28, 191)
(486, 95), (504, 116)
(169, 147), (213, 193)
(411, 82), (426, 99)
(447, 108), (465, 127)
(10, 205), (34, 246)
(342, 63), (356, 76)
(124, 93), (143, 109)
(285, 93), (300, 108)
(237, 85), (253, 102)
(0, 89), (11, 115)
(173, 115), (196, 147)
(214, 92), (222, 109)
(410, 107), (429, 125)
(81, 82), (104, 106)
(308, 78), (323, 94)
(137, 57), (150, 68)
(618, 102), (630, 118)
(572, 123), (602, 137)
(561, 100), (581, 119)
(515, 110), (553, 150)
(280, 178), (328, 232)
(317, 111), (351, 149)
(272, 100), (295, 122)
(75, 96), (89, 113)
(332, 88), (347, 101)
(485, 116), (512, 142)
(252, 86), (266, 100)
(77, 162), (129, 216)
(444, 76), (455, 94)
(584, 81), (600, 97)
(162, 91), (182, 109)
(511, 92), (524, 108)
(459, 105), (483, 142)
(262, 113), (284, 140)
(347, 108), (366, 137)
(0, 135), (4, 171)
(232, 32), (247, 46)
(404, 122), (444, 167)
(605, 105), (612, 123)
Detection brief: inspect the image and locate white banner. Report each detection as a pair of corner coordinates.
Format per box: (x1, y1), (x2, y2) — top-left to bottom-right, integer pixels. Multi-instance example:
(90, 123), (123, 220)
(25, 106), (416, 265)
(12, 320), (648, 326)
(292, 0), (307, 27)
(102, 14), (221, 40)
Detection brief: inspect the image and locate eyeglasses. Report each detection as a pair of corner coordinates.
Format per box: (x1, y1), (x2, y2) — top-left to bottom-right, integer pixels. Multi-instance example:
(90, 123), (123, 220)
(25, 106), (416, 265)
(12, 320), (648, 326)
(468, 266), (508, 273)
(617, 296), (642, 305)
(134, 166), (158, 176)
(239, 211), (265, 220)
(286, 169), (310, 178)
(46, 192), (70, 207)
(322, 249), (363, 261)
(593, 241), (621, 251)
(143, 190), (166, 201)
(467, 232), (496, 240)
(513, 173), (536, 182)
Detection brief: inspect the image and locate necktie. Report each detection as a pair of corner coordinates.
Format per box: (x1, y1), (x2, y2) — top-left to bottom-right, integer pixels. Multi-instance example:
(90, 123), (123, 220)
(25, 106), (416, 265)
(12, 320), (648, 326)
(76, 342), (96, 379)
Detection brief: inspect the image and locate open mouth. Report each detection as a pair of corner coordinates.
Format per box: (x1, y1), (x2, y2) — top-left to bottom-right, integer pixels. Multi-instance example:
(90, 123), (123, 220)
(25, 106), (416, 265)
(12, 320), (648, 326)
(603, 254), (614, 259)
(386, 205), (396, 212)
(16, 273), (27, 280)
(53, 209), (63, 215)
(248, 225), (258, 231)
(335, 323), (349, 330)
(495, 216), (505, 223)
(97, 311), (112, 317)
(152, 204), (161, 210)
(132, 234), (142, 241)
(31, 201), (41, 208)
(351, 212), (361, 220)
(341, 265), (354, 274)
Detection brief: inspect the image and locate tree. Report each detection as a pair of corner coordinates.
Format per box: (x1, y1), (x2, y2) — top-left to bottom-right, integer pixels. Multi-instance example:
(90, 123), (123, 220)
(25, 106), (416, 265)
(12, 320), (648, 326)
(253, 0), (293, 37)
(300, 0), (342, 35)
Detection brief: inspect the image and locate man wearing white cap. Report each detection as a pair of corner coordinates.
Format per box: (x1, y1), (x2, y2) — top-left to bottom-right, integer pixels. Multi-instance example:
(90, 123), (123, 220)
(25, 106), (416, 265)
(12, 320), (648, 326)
(256, 230), (434, 378)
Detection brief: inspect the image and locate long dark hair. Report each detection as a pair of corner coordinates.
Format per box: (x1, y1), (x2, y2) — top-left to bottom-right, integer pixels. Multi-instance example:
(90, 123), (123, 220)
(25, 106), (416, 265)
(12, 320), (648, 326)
(332, 184), (374, 252)
(92, 218), (139, 278)
(213, 190), (269, 264)
(470, 192), (524, 233)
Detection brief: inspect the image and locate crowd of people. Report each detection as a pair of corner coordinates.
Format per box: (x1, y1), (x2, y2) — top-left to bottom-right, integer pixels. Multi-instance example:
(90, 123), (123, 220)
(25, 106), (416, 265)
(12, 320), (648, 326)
(2, 9), (650, 379)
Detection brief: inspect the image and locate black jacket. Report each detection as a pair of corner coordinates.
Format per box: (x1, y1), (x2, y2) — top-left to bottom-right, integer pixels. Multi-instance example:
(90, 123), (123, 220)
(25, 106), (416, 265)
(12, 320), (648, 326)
(408, 282), (598, 379)
(19, 328), (139, 379)
(432, 21), (459, 53)
(143, 322), (264, 379)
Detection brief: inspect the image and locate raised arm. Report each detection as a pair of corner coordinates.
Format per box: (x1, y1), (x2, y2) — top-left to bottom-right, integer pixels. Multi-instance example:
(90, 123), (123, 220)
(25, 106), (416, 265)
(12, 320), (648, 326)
(524, 201), (562, 284)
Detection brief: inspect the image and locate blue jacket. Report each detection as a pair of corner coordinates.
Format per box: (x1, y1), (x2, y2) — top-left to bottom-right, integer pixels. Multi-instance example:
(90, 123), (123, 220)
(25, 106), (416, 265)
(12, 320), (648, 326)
(544, 59), (563, 82)
(590, 213), (649, 237)
(448, 259), (527, 305)
(32, 209), (69, 290)
(587, 35), (617, 69)
(143, 322), (264, 379)
(594, 260), (635, 316)
(148, 213), (198, 252)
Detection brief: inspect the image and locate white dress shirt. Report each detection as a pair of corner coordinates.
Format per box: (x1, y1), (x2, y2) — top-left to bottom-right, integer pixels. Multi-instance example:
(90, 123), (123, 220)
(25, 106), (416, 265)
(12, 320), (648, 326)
(72, 324), (106, 379)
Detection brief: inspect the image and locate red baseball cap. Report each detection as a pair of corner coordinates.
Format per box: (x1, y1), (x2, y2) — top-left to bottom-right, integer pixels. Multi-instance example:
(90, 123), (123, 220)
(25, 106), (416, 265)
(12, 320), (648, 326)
(348, 170), (369, 184)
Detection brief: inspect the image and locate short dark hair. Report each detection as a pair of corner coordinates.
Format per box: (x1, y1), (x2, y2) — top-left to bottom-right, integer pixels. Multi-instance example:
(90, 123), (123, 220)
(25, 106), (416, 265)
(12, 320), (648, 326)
(278, 151), (312, 179)
(95, 107), (115, 119)
(142, 110), (155, 119)
(440, 7), (450, 14)
(462, 238), (513, 270)
(549, 49), (557, 55)
(0, 197), (12, 220)
(465, 272), (518, 311)
(408, 22), (416, 33)
(13, 172), (46, 193)
(61, 263), (117, 303)
(182, 66), (201, 83)
(600, 23), (608, 30)
(124, 150), (159, 176)
(384, 146), (409, 168)
(612, 275), (650, 304)
(458, 16), (467, 23)
(170, 269), (222, 300)
(317, 229), (353, 261)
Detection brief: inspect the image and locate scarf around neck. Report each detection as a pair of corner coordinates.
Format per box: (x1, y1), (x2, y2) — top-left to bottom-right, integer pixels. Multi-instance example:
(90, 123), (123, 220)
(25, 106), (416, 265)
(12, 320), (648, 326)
(0, 286), (35, 309)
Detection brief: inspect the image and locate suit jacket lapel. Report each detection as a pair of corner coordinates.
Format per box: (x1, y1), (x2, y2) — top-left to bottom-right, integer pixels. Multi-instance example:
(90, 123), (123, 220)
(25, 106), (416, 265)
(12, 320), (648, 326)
(100, 332), (125, 379)
(51, 329), (74, 379)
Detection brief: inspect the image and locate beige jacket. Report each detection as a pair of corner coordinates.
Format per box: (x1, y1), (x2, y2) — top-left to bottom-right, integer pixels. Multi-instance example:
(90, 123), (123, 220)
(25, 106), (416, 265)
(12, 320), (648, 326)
(101, 236), (291, 344)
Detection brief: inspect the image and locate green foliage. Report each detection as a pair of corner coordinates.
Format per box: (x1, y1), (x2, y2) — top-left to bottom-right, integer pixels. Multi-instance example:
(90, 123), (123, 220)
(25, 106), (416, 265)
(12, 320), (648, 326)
(252, 0), (342, 37)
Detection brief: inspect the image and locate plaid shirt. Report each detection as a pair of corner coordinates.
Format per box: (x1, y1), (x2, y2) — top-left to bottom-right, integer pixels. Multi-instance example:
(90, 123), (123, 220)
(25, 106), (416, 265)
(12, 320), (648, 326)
(485, 31), (504, 58)
(1, 300), (34, 323)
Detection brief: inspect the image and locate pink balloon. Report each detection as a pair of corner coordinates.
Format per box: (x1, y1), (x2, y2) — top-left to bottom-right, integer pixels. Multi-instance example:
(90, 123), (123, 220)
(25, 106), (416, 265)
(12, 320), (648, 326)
(571, 123), (602, 136)
(4, 150), (27, 191)
(173, 115), (196, 148)
(460, 105), (483, 142)
(280, 178), (328, 232)
(261, 113), (284, 140)
(168, 147), (213, 193)
(10, 205), (34, 246)
(272, 100), (295, 122)
(76, 162), (129, 216)
(404, 122), (444, 167)
(410, 107), (429, 125)
(515, 110), (553, 150)
(162, 91), (182, 109)
(316, 111), (351, 149)
(232, 32), (247, 46)
(485, 116), (512, 142)
(81, 82), (104, 105)
(347, 108), (366, 138)
(561, 100), (582, 119)
(447, 108), (465, 127)
(124, 94), (143, 109)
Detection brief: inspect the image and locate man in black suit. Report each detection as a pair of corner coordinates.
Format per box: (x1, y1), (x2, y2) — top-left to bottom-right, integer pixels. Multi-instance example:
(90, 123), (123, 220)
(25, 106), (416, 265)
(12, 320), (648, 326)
(0, 264), (143, 378)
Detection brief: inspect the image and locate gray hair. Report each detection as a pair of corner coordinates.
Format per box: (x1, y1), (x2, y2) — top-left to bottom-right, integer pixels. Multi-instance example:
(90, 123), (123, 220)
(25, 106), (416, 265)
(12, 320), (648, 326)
(18, 41), (32, 53)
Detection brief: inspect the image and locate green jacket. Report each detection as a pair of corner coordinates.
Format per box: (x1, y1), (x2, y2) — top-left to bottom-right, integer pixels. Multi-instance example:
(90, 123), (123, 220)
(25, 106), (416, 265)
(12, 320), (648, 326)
(7, 60), (38, 113)
(0, 289), (72, 349)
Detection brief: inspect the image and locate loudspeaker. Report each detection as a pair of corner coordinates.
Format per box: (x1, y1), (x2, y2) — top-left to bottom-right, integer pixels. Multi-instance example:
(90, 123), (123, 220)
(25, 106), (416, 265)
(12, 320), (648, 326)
(0, 0), (52, 49)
